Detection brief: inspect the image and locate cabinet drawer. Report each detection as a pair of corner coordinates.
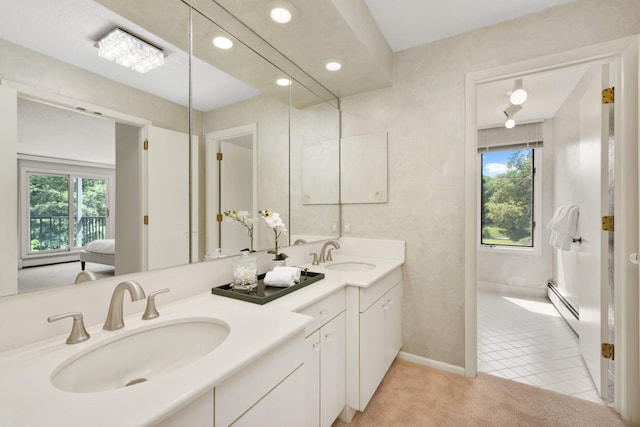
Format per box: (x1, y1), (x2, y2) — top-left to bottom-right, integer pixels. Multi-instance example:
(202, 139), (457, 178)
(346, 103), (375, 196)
(298, 288), (345, 336)
(359, 267), (401, 312)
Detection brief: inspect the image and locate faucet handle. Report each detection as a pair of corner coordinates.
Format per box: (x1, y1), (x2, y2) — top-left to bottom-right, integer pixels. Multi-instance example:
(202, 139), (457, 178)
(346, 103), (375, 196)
(48, 312), (90, 344)
(142, 288), (170, 320)
(310, 252), (319, 265)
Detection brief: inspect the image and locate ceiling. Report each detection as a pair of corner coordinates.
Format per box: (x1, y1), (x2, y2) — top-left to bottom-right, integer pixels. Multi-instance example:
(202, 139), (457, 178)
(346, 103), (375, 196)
(1, 0), (583, 120)
(363, 0), (576, 52)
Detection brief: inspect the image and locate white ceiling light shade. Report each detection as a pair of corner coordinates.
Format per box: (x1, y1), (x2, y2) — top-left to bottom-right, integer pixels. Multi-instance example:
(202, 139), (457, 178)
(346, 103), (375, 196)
(325, 60), (343, 71)
(504, 118), (516, 129)
(503, 103), (523, 129)
(509, 79), (528, 105)
(97, 28), (164, 73)
(276, 77), (292, 86)
(212, 36), (233, 50)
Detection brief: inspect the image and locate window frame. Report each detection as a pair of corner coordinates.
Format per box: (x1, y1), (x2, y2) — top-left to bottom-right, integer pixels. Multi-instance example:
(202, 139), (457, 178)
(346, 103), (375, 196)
(477, 147), (542, 256)
(18, 157), (115, 262)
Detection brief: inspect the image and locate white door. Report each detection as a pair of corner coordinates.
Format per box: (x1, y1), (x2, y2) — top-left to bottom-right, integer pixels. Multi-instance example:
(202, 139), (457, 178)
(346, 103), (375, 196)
(577, 63), (611, 399)
(220, 138), (254, 254)
(146, 126), (190, 270)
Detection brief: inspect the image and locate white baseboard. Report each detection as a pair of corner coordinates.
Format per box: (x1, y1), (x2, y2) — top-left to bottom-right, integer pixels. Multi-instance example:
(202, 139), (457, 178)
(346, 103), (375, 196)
(478, 280), (546, 298)
(397, 351), (466, 376)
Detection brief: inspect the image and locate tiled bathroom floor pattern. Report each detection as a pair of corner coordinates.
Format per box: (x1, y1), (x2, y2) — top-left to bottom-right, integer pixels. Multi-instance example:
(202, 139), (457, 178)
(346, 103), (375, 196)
(477, 290), (608, 404)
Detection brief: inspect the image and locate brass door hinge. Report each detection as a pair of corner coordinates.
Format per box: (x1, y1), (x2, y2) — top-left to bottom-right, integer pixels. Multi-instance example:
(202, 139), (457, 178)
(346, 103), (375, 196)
(216, 214), (223, 222)
(143, 215), (149, 225)
(217, 152), (223, 161)
(602, 343), (615, 360)
(602, 216), (614, 231)
(602, 87), (615, 104)
(143, 139), (149, 150)
(106, 208), (110, 218)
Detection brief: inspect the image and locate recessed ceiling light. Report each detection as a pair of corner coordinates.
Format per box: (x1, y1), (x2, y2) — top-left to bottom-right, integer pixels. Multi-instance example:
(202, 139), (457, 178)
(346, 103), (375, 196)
(270, 7), (292, 23)
(276, 77), (292, 87)
(212, 36), (233, 50)
(325, 61), (342, 71)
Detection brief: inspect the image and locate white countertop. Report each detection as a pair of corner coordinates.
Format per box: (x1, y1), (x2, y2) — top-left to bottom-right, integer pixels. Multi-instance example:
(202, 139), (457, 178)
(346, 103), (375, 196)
(0, 254), (403, 427)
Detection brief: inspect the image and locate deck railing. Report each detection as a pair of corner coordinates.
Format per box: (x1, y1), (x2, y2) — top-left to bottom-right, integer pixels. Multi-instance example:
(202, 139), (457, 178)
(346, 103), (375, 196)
(30, 216), (107, 251)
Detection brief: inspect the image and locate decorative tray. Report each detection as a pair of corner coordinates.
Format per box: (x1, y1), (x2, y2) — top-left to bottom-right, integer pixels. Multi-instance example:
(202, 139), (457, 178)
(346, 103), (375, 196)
(211, 271), (325, 305)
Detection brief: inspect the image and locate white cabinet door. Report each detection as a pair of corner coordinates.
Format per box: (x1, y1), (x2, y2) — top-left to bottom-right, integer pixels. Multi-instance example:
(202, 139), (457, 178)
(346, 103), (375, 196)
(359, 297), (385, 410)
(383, 283), (403, 370)
(304, 331), (321, 427)
(320, 311), (346, 427)
(232, 366), (305, 427)
(359, 281), (403, 410)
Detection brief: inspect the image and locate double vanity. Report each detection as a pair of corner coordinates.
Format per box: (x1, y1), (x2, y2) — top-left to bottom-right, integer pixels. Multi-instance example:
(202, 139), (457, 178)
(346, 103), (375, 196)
(0, 238), (404, 426)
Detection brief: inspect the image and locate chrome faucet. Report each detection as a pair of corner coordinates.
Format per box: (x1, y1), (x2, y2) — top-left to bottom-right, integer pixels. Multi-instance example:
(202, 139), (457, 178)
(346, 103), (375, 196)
(103, 280), (146, 331)
(319, 240), (340, 263)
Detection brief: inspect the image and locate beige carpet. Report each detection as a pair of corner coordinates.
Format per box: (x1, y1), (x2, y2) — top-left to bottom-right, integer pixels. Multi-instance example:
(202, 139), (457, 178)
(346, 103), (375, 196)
(334, 359), (629, 427)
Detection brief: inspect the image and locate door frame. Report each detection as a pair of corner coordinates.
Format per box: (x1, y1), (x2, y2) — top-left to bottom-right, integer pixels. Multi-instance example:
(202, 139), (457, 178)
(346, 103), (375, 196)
(464, 35), (639, 422)
(205, 123), (258, 256)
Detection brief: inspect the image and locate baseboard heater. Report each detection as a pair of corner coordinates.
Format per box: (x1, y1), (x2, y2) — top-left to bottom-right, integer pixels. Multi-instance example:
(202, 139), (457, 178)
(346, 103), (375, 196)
(547, 281), (579, 335)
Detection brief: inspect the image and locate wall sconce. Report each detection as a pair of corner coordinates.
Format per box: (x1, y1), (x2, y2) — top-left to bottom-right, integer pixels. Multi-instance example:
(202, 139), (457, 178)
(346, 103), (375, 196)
(504, 104), (522, 129)
(509, 79), (528, 105)
(97, 28), (164, 73)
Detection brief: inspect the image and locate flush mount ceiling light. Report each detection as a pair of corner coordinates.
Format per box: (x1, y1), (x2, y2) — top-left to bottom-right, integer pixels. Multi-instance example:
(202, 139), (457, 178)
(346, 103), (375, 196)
(212, 36), (233, 50)
(276, 77), (292, 86)
(97, 28), (164, 73)
(325, 60), (343, 71)
(503, 104), (523, 129)
(509, 79), (528, 105)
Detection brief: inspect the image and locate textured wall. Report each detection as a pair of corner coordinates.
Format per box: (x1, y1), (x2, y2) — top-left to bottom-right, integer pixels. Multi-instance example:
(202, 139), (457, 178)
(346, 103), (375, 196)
(340, 0), (640, 367)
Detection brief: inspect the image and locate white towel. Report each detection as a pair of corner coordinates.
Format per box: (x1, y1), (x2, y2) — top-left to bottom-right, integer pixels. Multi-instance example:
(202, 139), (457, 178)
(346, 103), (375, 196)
(547, 205), (579, 251)
(263, 266), (301, 287)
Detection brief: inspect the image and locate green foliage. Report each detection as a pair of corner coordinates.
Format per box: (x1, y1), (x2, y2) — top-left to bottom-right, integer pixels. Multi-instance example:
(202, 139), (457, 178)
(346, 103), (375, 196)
(482, 150), (533, 244)
(29, 175), (106, 251)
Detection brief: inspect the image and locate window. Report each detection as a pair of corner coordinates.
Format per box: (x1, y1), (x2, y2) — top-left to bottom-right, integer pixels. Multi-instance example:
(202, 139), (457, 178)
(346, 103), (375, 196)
(28, 172), (108, 254)
(481, 148), (534, 247)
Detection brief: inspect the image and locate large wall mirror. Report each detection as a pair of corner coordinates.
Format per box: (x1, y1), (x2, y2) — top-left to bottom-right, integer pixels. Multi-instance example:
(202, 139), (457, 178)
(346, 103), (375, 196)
(0, 0), (339, 298)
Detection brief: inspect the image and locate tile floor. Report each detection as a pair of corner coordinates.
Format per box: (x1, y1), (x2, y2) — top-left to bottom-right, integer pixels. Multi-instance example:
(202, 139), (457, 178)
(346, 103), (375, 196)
(477, 290), (610, 404)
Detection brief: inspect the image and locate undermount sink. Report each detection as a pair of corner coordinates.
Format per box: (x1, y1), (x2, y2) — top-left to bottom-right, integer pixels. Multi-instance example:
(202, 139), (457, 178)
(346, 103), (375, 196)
(325, 262), (376, 272)
(51, 318), (229, 393)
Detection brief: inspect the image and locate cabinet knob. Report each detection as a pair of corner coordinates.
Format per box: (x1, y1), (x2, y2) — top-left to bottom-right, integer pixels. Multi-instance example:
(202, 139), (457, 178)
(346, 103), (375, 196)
(324, 332), (333, 341)
(312, 342), (320, 352)
(319, 309), (327, 317)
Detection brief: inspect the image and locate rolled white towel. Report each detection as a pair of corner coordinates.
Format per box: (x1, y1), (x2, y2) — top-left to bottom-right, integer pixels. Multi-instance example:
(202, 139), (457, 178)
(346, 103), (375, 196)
(263, 266), (301, 287)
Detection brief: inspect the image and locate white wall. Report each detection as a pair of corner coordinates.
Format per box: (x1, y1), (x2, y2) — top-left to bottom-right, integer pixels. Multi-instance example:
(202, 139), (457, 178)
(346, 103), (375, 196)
(17, 98), (115, 164)
(340, 0), (640, 367)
